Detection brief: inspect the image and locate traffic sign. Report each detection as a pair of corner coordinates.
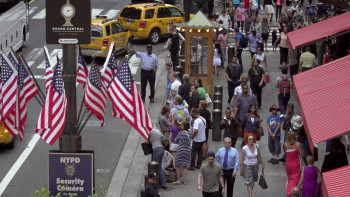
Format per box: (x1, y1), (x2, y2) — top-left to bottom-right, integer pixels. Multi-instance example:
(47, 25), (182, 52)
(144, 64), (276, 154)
(46, 0), (91, 44)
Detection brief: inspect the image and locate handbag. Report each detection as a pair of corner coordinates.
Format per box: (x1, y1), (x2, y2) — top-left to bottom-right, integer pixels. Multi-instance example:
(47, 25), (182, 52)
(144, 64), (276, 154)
(259, 170), (268, 189)
(141, 142), (153, 155)
(205, 93), (212, 104)
(258, 126), (264, 137)
(265, 73), (270, 83)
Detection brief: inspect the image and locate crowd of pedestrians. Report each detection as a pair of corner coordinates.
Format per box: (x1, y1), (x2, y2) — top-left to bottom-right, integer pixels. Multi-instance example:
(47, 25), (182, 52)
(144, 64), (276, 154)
(142, 0), (350, 197)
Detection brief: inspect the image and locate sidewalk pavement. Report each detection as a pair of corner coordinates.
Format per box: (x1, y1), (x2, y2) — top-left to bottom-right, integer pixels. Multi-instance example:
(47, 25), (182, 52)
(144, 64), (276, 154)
(105, 48), (343, 197)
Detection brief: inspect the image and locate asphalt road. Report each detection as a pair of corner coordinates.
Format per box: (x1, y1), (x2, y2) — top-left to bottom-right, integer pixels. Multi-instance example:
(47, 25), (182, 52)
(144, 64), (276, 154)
(0, 0), (168, 196)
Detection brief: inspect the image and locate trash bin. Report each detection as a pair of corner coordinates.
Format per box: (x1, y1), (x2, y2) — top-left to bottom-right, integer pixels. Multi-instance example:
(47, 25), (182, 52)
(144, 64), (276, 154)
(148, 161), (160, 192)
(227, 44), (235, 64)
(212, 109), (222, 141)
(214, 85), (223, 95)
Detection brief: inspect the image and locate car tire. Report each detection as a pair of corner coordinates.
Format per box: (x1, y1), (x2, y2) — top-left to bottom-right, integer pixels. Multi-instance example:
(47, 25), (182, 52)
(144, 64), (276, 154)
(148, 29), (160, 45)
(7, 139), (14, 149)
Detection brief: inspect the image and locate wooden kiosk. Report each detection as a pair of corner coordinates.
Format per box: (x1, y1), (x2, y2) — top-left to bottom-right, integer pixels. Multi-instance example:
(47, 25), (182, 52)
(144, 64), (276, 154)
(177, 11), (220, 95)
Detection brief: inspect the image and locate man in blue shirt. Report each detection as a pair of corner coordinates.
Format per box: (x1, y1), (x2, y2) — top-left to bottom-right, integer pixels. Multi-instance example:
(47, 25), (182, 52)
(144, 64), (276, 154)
(134, 44), (159, 103)
(266, 104), (282, 164)
(248, 29), (262, 58)
(234, 27), (243, 67)
(215, 137), (240, 197)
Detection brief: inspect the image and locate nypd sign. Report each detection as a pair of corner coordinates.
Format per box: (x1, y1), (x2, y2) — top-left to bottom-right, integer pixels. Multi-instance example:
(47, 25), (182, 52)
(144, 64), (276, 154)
(48, 151), (94, 196)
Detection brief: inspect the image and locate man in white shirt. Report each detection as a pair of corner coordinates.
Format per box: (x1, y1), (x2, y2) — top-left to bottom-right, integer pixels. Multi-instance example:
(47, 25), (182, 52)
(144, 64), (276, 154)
(170, 72), (182, 91)
(233, 77), (252, 104)
(189, 108), (206, 170)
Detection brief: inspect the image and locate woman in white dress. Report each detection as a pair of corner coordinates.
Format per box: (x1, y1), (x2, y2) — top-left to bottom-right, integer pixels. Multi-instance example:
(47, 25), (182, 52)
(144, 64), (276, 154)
(213, 43), (222, 79)
(253, 46), (268, 70)
(263, 0), (275, 25)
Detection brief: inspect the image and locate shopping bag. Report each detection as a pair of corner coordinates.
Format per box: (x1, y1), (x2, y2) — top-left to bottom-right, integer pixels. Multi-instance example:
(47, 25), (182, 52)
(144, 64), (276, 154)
(265, 73), (270, 83)
(141, 142), (153, 155)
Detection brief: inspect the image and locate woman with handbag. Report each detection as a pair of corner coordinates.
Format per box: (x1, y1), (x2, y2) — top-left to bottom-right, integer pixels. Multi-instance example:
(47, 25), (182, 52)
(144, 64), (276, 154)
(173, 121), (191, 185)
(240, 133), (265, 197)
(241, 104), (261, 144)
(148, 128), (168, 189)
(284, 131), (305, 197)
(247, 59), (265, 108)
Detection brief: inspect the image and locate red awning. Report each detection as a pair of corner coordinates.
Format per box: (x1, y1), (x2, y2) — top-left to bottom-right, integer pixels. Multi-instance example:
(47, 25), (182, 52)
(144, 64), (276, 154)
(287, 12), (350, 50)
(322, 165), (350, 197)
(293, 55), (350, 150)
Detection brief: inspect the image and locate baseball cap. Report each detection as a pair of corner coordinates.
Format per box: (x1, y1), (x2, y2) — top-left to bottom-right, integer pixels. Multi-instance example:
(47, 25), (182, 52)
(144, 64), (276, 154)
(207, 151), (215, 158)
(148, 172), (158, 178)
(176, 114), (183, 124)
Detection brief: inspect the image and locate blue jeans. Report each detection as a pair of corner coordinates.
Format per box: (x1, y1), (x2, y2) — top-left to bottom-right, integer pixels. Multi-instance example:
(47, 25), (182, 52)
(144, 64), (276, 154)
(153, 147), (167, 187)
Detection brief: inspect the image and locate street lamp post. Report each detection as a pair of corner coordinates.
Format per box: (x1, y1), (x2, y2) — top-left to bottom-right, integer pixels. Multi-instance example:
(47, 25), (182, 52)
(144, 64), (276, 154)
(59, 44), (82, 153)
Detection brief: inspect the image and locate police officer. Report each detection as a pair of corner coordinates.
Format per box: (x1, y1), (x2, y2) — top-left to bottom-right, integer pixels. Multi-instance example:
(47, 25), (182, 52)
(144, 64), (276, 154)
(134, 44), (159, 103)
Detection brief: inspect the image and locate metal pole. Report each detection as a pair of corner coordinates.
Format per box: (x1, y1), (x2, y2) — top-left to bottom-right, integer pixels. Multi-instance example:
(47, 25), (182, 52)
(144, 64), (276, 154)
(59, 44), (81, 153)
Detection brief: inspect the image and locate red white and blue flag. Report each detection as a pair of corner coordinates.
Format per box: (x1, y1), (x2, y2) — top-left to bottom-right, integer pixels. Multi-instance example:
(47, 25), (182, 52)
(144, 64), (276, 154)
(107, 58), (152, 140)
(4, 52), (38, 140)
(36, 57), (67, 145)
(77, 46), (88, 87)
(84, 60), (107, 126)
(44, 47), (53, 92)
(0, 53), (18, 122)
(102, 47), (118, 86)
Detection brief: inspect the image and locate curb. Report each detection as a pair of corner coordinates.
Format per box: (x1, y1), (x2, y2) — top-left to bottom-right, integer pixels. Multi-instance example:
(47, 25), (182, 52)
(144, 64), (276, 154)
(107, 51), (169, 197)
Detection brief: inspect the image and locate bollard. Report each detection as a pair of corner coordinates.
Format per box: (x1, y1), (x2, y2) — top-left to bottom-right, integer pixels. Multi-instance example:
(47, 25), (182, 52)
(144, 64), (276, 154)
(213, 100), (222, 111)
(148, 161), (160, 192)
(227, 45), (235, 64)
(214, 92), (222, 102)
(214, 85), (223, 95)
(212, 109), (222, 141)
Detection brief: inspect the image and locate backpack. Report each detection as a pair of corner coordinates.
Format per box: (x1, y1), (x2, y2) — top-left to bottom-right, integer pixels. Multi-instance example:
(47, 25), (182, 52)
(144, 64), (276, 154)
(261, 25), (269, 34)
(239, 33), (248, 48)
(177, 108), (186, 121)
(308, 6), (315, 16)
(280, 75), (291, 95)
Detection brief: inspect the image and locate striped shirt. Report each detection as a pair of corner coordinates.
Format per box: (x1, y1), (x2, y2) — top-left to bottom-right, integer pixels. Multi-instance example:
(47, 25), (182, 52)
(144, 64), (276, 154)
(136, 52), (159, 70)
(299, 51), (315, 68)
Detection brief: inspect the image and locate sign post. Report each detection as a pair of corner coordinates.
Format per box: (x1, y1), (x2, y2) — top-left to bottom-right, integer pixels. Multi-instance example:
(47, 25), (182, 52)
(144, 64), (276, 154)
(46, 0), (92, 194)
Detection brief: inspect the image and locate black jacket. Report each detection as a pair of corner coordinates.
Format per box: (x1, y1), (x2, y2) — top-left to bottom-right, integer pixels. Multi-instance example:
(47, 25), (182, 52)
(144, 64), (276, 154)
(321, 151), (349, 173)
(178, 82), (192, 104)
(220, 117), (240, 139)
(189, 92), (200, 112)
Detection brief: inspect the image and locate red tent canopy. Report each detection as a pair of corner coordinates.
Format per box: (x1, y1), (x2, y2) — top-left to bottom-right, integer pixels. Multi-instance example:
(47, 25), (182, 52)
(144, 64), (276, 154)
(287, 12), (350, 50)
(322, 165), (350, 197)
(293, 55), (350, 150)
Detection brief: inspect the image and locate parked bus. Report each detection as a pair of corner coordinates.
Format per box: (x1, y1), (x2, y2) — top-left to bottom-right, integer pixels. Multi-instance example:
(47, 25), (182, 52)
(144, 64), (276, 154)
(0, 0), (29, 54)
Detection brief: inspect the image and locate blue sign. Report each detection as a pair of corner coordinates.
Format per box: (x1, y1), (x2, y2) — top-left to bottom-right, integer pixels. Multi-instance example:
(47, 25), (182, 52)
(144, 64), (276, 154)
(49, 151), (94, 196)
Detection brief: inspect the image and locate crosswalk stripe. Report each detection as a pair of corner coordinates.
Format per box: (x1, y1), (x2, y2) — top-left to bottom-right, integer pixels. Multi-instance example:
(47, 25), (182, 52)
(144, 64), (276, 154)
(32, 8), (45, 19)
(25, 48), (43, 67)
(28, 7), (38, 16)
(37, 49), (63, 69)
(92, 8), (104, 17)
(104, 9), (120, 19)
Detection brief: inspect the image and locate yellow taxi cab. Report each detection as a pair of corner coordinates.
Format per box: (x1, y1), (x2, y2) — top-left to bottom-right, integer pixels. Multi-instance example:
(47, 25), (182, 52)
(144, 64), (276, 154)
(118, 1), (193, 44)
(80, 15), (132, 58)
(0, 122), (14, 149)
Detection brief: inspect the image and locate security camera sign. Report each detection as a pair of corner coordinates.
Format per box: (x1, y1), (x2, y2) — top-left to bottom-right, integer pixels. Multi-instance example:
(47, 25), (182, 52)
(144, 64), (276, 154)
(49, 151), (94, 196)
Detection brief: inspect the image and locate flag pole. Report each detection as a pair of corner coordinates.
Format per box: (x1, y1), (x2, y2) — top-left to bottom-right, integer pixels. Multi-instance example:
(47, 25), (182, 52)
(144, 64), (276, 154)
(76, 91), (85, 127)
(77, 52), (132, 134)
(18, 54), (46, 104)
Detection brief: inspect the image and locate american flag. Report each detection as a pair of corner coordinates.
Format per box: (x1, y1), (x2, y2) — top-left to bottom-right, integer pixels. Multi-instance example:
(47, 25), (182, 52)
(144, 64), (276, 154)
(102, 49), (118, 86)
(77, 46), (88, 87)
(44, 47), (53, 92)
(84, 60), (107, 126)
(0, 53), (18, 122)
(35, 57), (67, 145)
(4, 52), (39, 140)
(108, 58), (152, 140)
